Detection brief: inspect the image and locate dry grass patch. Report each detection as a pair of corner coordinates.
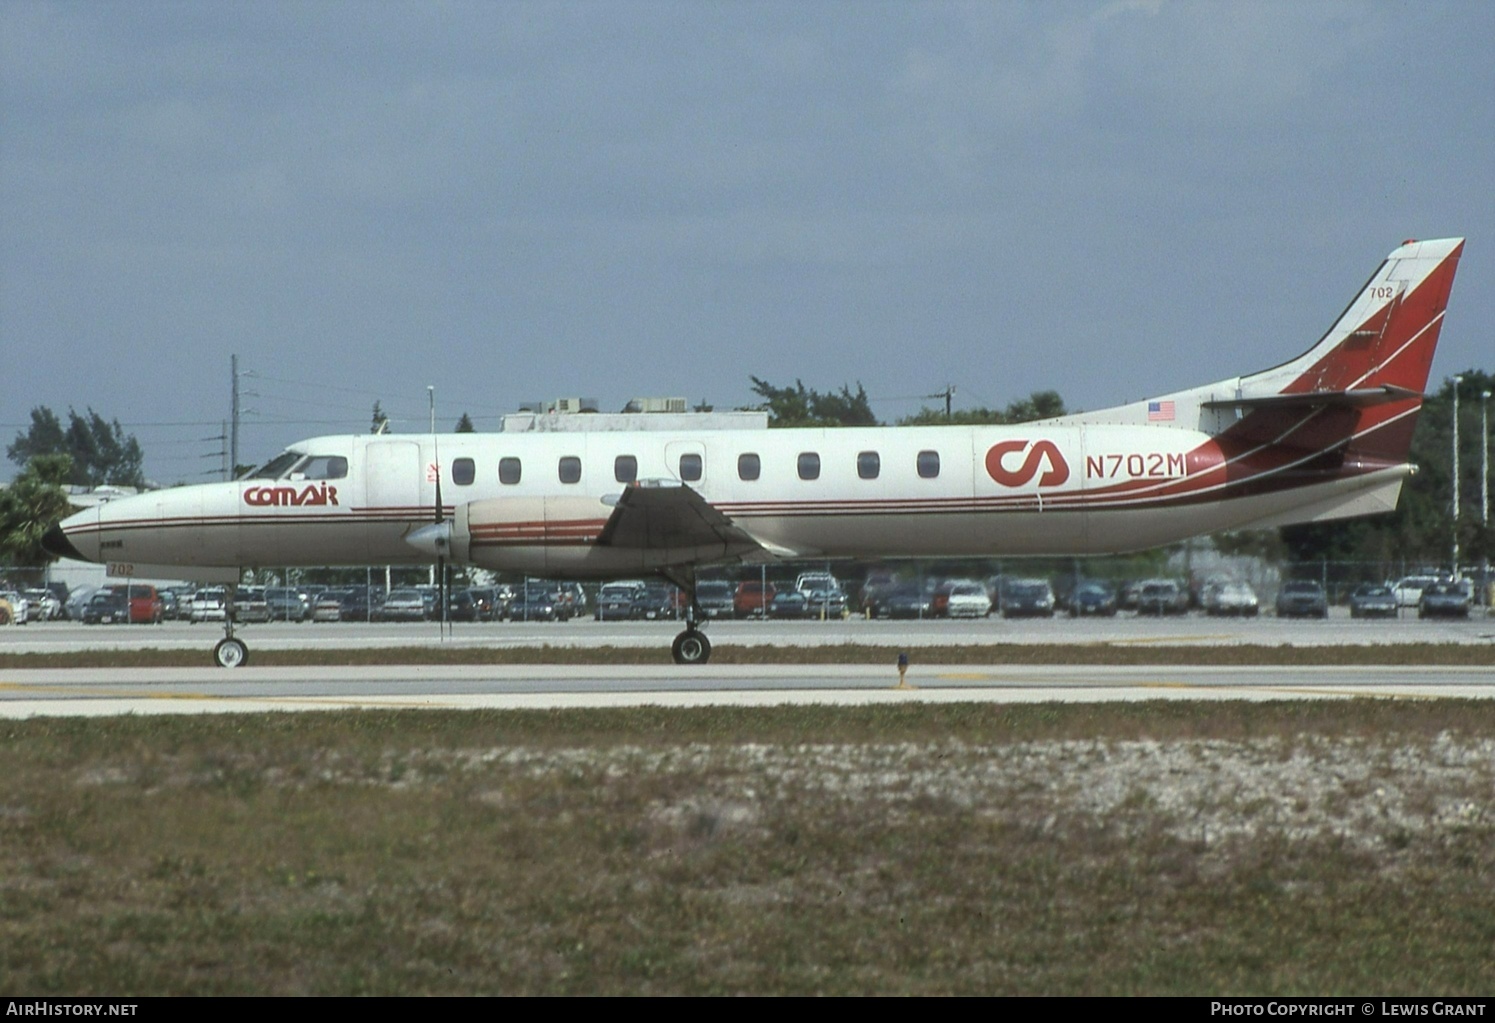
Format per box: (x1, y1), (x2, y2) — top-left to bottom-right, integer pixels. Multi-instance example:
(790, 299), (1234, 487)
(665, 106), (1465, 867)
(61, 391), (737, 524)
(0, 702), (1492, 994)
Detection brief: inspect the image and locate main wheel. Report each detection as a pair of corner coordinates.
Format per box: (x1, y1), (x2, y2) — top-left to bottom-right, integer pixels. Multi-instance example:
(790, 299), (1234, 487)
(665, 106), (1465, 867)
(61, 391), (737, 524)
(671, 629), (711, 665)
(213, 637), (249, 668)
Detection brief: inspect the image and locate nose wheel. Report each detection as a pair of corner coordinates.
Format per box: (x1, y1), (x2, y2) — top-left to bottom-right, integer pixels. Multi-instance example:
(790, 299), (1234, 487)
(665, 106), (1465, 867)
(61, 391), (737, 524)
(211, 584), (249, 668)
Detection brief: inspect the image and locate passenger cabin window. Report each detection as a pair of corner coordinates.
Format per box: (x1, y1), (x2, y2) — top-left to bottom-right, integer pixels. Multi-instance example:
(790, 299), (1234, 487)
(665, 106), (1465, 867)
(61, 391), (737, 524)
(499, 457), (522, 485)
(558, 456), (582, 484)
(451, 457), (475, 486)
(614, 455), (638, 484)
(917, 450), (940, 478)
(292, 455), (348, 481)
(857, 451), (880, 480)
(738, 453), (761, 481)
(798, 452), (821, 481)
(679, 452), (703, 482)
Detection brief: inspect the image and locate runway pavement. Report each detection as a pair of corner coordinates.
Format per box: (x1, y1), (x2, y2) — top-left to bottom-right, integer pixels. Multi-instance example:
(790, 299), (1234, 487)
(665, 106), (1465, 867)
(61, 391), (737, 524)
(6, 606), (1495, 657)
(3, 614), (1492, 718)
(2, 652), (1492, 718)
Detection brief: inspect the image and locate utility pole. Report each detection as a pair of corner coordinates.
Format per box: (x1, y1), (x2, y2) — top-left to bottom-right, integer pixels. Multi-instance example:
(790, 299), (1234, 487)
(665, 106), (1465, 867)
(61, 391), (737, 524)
(1483, 389), (1491, 608)
(927, 385), (956, 420)
(1452, 376), (1463, 577)
(230, 355), (240, 481)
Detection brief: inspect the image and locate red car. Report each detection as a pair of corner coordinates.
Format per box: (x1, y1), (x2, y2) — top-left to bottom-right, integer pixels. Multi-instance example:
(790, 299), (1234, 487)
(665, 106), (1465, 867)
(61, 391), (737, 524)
(733, 581), (776, 618)
(104, 583), (164, 624)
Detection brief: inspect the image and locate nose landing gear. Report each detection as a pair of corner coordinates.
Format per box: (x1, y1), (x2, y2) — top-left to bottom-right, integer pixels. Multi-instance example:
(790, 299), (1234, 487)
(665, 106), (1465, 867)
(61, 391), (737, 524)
(212, 585), (248, 668)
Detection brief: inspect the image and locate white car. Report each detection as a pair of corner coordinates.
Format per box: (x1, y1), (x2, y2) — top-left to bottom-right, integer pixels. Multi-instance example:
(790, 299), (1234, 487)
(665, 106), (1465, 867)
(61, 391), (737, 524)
(944, 582), (993, 618)
(1389, 575), (1443, 608)
(189, 588), (228, 623)
(23, 589), (63, 620)
(1203, 581), (1259, 616)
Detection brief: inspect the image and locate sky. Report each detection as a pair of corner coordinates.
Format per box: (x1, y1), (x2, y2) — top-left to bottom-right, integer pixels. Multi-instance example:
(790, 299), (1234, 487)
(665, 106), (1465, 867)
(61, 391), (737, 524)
(3, 0), (1492, 486)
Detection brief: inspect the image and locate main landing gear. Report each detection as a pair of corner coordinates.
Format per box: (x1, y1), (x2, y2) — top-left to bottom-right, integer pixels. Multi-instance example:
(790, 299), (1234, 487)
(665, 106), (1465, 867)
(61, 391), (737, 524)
(212, 585), (248, 668)
(665, 569), (711, 665)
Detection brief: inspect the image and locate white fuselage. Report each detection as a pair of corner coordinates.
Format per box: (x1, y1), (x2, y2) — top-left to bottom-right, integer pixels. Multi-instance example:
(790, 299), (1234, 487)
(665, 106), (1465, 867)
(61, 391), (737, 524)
(55, 421), (1405, 579)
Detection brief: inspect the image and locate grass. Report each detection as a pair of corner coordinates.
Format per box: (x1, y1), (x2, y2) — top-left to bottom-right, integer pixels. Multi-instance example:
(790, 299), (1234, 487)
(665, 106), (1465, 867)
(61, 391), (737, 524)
(2, 640), (1493, 668)
(1, 701), (1493, 994)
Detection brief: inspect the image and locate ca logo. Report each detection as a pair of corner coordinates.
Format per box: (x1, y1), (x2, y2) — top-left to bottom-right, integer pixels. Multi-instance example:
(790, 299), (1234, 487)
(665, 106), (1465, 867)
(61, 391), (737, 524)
(985, 440), (1070, 488)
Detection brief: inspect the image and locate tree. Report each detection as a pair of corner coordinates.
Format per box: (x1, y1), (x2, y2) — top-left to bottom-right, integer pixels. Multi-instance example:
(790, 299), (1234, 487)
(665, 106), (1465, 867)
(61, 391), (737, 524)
(455, 413), (475, 433)
(897, 390), (1067, 426)
(371, 401), (390, 434)
(0, 454), (76, 574)
(6, 406), (144, 488)
(747, 377), (878, 428)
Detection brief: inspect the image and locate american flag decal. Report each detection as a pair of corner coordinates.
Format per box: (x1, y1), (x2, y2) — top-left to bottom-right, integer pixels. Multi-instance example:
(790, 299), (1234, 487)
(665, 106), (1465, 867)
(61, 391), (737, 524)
(1147, 400), (1175, 422)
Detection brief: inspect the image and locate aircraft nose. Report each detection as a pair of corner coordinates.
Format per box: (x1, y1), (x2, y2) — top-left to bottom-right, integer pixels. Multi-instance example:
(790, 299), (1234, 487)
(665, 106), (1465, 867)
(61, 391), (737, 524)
(42, 521), (87, 561)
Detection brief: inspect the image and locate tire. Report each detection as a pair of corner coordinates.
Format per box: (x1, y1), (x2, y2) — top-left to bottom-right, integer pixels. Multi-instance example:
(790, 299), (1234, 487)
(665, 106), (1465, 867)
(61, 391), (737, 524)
(213, 637), (249, 668)
(671, 629), (711, 665)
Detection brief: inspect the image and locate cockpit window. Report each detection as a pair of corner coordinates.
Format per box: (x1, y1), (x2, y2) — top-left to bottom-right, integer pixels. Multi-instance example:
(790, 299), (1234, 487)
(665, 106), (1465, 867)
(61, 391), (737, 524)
(247, 452), (304, 479)
(291, 455), (348, 481)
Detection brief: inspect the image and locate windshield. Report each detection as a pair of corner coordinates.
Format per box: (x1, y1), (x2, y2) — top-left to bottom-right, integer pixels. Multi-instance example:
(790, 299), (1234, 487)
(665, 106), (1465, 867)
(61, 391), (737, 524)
(246, 451), (348, 480)
(246, 451), (303, 479)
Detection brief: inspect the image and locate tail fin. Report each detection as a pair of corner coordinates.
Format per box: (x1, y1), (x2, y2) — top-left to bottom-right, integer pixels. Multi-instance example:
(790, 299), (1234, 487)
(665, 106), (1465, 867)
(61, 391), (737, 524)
(1258, 236), (1463, 398)
(1212, 238), (1464, 466)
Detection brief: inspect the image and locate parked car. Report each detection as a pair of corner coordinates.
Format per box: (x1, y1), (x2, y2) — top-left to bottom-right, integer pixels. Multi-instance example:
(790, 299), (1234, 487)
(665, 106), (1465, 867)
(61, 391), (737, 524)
(101, 584), (164, 624)
(943, 581), (992, 618)
(1276, 580), (1329, 618)
(694, 580), (736, 619)
(446, 590), (481, 622)
(631, 582), (683, 621)
(795, 571), (840, 595)
(1202, 580), (1259, 617)
(189, 588), (228, 623)
(595, 581), (645, 621)
(22, 589), (63, 621)
(233, 586), (271, 623)
(377, 588), (428, 622)
(1348, 583), (1399, 619)
(1135, 579), (1187, 616)
(64, 586), (99, 621)
(876, 583), (932, 619)
(734, 580), (776, 618)
(769, 590), (811, 619)
(80, 590), (127, 624)
(311, 590), (347, 623)
(465, 587), (503, 621)
(803, 585), (849, 619)
(505, 588), (558, 622)
(1389, 574), (1443, 608)
(1068, 581), (1117, 617)
(337, 588), (374, 622)
(264, 586), (309, 622)
(998, 578), (1054, 618)
(1418, 581), (1471, 619)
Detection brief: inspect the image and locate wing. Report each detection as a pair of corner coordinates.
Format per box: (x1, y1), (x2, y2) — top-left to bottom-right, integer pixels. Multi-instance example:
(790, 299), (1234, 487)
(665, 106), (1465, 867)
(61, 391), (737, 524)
(596, 481), (801, 560)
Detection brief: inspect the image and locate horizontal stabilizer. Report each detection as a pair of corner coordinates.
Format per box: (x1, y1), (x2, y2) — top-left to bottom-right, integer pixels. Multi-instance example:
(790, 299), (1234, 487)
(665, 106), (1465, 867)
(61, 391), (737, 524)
(1201, 384), (1422, 412)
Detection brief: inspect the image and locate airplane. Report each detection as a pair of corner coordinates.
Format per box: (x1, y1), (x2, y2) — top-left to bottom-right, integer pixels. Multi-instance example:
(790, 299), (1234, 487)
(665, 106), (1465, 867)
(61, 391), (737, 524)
(44, 236), (1464, 668)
